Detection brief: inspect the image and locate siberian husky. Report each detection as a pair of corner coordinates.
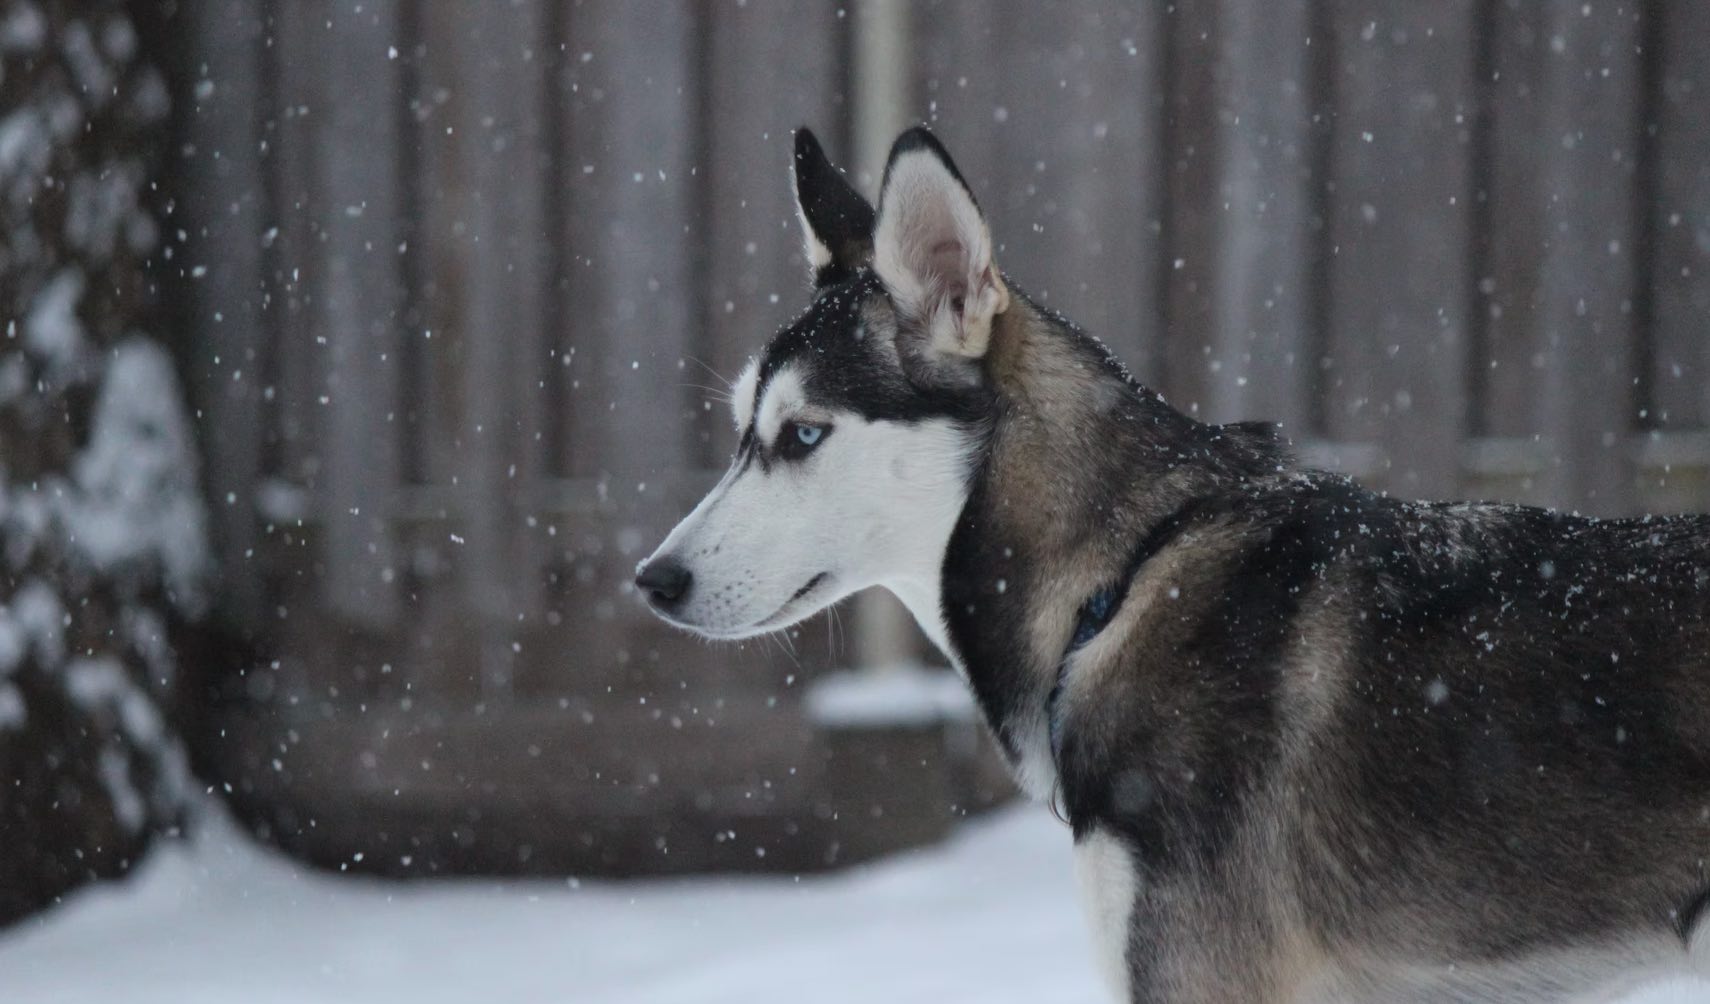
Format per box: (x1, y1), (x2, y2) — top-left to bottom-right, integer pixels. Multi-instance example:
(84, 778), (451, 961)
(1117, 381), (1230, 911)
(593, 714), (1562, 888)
(636, 126), (1710, 1003)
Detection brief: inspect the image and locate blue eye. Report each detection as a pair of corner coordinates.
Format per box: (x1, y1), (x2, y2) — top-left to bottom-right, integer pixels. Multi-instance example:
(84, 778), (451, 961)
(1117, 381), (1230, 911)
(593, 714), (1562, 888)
(780, 422), (829, 458)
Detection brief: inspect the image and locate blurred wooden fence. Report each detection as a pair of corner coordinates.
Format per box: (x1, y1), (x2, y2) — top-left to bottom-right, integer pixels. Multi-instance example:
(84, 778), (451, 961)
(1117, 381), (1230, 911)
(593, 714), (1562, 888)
(170, 0), (1710, 875)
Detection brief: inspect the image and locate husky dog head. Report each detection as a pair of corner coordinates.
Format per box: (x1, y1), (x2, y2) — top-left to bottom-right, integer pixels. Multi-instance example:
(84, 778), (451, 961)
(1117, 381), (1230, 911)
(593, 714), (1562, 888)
(635, 128), (1006, 649)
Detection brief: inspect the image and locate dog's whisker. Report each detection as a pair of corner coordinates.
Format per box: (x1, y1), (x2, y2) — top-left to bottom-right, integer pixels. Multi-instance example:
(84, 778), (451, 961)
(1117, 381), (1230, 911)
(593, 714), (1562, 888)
(682, 381), (733, 402)
(684, 354), (733, 388)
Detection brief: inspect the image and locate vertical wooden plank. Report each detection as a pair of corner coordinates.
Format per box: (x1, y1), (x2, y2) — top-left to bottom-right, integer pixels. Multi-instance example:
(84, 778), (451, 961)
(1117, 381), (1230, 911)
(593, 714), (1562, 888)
(260, 4), (321, 494)
(1530, 1), (1643, 513)
(1159, 0), (1223, 418)
(1478, 0), (1548, 501)
(700, 2), (846, 465)
(1159, 1), (1315, 431)
(407, 3), (466, 495)
(312, 0), (405, 623)
(1486, 0), (1642, 513)
(916, 2), (1165, 378)
(987, 3), (1165, 378)
(550, 2), (702, 701)
(1212, 0), (1315, 433)
(910, 2), (1004, 233)
(851, 0), (911, 181)
(407, 3), (556, 700)
(1648, 2), (1710, 432)
(250, 4), (330, 702)
(181, 0), (267, 625)
(1321, 1), (1479, 498)
(558, 2), (700, 484)
(448, 2), (551, 697)
(396, 3), (479, 701)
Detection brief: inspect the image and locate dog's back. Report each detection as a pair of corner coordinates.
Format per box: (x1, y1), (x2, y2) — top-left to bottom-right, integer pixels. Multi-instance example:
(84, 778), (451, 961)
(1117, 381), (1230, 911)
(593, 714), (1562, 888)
(1057, 474), (1710, 1000)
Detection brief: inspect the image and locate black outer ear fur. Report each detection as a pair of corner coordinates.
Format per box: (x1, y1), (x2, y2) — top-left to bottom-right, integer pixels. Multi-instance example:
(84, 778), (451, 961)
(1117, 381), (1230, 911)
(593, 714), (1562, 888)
(879, 126), (979, 213)
(793, 128), (875, 286)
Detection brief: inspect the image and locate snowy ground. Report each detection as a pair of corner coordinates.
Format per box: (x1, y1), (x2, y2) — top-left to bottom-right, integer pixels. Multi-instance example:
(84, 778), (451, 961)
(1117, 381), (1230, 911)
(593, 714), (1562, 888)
(0, 806), (1704, 1004)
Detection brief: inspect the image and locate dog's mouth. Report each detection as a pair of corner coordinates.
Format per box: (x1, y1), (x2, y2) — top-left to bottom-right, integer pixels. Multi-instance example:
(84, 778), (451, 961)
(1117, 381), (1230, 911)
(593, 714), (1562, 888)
(754, 572), (830, 630)
(650, 572), (832, 640)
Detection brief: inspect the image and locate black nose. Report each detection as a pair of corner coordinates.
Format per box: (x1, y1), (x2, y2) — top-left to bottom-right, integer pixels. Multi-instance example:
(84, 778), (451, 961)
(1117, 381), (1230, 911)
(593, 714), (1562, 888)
(635, 557), (693, 607)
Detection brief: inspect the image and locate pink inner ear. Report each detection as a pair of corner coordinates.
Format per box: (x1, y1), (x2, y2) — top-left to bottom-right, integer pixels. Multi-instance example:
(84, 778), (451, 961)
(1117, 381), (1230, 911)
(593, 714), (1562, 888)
(927, 238), (965, 280)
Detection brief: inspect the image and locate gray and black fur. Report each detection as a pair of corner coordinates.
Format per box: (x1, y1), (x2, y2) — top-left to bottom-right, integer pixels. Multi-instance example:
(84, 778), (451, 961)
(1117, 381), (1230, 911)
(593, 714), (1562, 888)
(657, 127), (1710, 1002)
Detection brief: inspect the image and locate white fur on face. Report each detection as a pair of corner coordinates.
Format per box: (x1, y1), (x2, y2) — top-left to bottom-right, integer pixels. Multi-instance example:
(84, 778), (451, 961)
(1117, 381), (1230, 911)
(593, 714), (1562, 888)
(753, 367), (807, 445)
(730, 356), (761, 432)
(644, 362), (973, 644)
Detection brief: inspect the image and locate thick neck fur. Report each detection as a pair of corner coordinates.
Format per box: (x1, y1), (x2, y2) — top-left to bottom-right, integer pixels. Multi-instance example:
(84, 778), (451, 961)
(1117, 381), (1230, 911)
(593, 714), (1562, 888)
(938, 293), (1286, 792)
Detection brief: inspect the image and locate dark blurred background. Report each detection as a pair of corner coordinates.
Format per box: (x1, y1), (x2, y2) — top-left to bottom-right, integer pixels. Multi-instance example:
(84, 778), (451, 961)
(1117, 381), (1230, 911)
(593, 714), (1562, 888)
(2, 0), (1706, 924)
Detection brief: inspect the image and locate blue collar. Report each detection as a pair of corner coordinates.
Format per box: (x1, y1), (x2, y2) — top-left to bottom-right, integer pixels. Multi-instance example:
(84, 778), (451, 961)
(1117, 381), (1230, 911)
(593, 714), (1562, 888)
(1047, 500), (1205, 759)
(1068, 587), (1120, 651)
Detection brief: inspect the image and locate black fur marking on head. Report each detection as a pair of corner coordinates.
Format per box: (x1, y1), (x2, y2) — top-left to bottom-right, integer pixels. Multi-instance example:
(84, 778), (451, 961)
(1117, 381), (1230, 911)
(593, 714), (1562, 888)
(793, 128), (875, 288)
(751, 272), (991, 428)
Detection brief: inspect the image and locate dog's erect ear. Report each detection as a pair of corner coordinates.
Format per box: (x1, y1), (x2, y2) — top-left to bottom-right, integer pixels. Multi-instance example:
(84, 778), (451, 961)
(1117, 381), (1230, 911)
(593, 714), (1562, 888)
(873, 127), (1008, 362)
(793, 128), (875, 286)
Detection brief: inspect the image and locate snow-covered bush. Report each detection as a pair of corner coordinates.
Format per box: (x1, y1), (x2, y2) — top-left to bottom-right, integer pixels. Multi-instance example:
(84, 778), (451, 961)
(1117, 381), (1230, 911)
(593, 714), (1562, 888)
(0, 0), (208, 925)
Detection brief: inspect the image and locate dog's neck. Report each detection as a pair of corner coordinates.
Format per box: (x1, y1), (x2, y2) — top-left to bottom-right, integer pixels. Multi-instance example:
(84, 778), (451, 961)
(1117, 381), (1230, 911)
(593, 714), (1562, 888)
(931, 296), (1284, 793)
(979, 297), (1228, 559)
